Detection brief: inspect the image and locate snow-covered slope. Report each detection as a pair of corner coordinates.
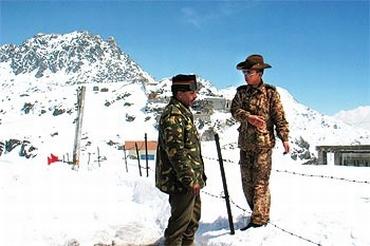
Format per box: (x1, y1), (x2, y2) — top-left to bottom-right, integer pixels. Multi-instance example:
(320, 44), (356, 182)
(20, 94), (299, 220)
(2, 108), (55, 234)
(333, 106), (370, 131)
(1, 30), (370, 164)
(278, 87), (370, 161)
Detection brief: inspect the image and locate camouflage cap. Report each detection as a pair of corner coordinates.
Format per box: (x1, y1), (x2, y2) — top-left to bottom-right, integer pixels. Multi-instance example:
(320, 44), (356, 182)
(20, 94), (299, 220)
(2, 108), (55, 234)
(236, 54), (272, 70)
(171, 74), (197, 92)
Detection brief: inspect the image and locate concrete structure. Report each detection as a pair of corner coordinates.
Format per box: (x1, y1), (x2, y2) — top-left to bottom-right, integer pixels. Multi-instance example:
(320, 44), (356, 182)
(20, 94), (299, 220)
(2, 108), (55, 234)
(316, 145), (370, 167)
(201, 97), (231, 112)
(194, 112), (211, 122)
(124, 140), (158, 160)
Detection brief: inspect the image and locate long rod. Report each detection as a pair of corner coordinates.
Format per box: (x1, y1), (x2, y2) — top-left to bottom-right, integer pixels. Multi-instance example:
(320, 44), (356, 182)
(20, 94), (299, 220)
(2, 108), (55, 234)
(145, 133), (149, 177)
(215, 133), (235, 235)
(135, 142), (142, 177)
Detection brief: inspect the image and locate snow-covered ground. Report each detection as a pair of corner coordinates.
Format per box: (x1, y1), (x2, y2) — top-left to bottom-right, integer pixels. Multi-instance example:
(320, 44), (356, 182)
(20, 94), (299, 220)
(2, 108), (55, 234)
(1, 31), (370, 245)
(1, 78), (369, 246)
(1, 141), (369, 246)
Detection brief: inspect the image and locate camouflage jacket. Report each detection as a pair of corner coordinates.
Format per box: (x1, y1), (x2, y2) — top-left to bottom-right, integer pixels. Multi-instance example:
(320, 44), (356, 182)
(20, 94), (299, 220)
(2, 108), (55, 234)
(155, 97), (206, 194)
(230, 81), (289, 150)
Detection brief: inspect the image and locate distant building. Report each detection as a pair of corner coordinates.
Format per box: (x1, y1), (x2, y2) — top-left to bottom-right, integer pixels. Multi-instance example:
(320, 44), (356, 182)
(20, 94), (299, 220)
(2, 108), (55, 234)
(205, 97), (231, 112)
(124, 140), (158, 160)
(316, 145), (370, 167)
(193, 112), (211, 122)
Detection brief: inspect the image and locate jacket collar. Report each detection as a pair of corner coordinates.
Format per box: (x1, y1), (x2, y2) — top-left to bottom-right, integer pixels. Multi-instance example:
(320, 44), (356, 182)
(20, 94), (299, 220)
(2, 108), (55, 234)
(243, 79), (265, 94)
(170, 97), (192, 117)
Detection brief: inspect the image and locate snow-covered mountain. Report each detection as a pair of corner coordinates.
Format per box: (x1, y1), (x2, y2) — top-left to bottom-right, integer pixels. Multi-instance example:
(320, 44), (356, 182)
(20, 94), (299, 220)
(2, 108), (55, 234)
(0, 31), (154, 85)
(1, 31), (370, 246)
(333, 106), (370, 131)
(1, 31), (370, 165)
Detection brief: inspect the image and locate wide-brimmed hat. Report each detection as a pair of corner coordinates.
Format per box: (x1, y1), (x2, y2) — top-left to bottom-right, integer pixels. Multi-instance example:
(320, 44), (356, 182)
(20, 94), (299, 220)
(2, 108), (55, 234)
(236, 54), (272, 70)
(171, 74), (197, 92)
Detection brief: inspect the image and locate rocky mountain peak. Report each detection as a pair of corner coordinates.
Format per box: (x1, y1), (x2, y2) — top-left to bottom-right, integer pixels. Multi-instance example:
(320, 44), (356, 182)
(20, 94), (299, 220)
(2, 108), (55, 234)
(0, 31), (154, 85)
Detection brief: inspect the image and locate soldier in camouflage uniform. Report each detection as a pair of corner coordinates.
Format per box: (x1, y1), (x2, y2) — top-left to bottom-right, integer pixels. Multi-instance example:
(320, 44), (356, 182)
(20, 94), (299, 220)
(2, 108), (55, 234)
(230, 55), (290, 230)
(155, 74), (206, 246)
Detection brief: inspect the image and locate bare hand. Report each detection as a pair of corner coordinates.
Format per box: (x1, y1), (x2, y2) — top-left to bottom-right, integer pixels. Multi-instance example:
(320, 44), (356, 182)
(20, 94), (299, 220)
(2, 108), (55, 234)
(192, 183), (201, 196)
(247, 115), (266, 130)
(283, 141), (290, 155)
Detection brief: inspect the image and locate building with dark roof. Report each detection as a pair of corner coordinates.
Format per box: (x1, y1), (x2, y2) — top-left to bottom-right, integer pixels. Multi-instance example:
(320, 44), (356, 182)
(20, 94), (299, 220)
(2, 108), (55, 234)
(316, 145), (370, 167)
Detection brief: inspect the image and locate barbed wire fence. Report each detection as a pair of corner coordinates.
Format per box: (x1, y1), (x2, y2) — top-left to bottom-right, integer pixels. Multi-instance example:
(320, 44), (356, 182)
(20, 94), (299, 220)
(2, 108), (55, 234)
(203, 155), (370, 185)
(200, 134), (369, 245)
(201, 190), (322, 246)
(86, 134), (368, 245)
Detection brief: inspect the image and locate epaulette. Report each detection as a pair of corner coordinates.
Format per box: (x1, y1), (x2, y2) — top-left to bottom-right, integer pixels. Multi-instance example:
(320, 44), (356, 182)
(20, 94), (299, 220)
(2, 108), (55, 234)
(264, 83), (276, 91)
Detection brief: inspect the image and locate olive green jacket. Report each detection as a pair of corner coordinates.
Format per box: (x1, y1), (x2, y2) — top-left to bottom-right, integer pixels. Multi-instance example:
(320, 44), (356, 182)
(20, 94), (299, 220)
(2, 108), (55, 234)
(155, 97), (206, 194)
(230, 81), (289, 150)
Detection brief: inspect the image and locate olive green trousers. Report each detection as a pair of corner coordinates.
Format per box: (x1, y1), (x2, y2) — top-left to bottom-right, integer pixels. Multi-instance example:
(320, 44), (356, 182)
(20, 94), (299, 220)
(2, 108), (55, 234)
(164, 192), (201, 246)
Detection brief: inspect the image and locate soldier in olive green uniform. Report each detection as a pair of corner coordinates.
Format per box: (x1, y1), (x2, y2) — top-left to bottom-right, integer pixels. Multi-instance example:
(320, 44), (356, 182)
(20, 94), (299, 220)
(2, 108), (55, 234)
(155, 74), (206, 246)
(230, 55), (290, 230)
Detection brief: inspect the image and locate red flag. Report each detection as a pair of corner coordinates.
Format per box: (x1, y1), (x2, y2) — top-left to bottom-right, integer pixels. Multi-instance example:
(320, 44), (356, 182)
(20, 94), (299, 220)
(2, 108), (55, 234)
(47, 153), (59, 165)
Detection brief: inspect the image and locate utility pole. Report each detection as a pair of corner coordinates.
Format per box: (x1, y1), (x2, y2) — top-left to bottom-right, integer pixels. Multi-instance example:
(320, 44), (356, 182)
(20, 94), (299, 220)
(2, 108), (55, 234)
(73, 86), (86, 169)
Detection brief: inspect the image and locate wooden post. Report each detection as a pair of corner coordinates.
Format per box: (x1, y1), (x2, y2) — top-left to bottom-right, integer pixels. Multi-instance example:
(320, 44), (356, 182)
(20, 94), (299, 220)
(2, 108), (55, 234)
(123, 145), (128, 172)
(145, 133), (149, 177)
(135, 142), (142, 176)
(214, 133), (235, 235)
(72, 86), (86, 168)
(97, 146), (101, 167)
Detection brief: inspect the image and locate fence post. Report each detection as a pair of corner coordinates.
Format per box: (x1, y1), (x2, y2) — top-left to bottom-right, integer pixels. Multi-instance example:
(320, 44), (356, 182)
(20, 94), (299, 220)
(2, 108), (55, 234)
(123, 145), (128, 172)
(135, 142), (142, 177)
(72, 86), (86, 169)
(97, 146), (101, 167)
(145, 133), (149, 177)
(214, 133), (235, 235)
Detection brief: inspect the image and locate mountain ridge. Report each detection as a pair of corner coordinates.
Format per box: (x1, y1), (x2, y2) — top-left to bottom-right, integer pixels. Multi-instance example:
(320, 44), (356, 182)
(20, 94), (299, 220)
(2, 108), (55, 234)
(1, 31), (369, 164)
(333, 106), (370, 131)
(0, 31), (155, 85)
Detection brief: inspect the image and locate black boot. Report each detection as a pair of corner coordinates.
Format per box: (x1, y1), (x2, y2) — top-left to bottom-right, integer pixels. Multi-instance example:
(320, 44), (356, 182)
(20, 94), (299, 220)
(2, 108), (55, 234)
(240, 222), (264, 231)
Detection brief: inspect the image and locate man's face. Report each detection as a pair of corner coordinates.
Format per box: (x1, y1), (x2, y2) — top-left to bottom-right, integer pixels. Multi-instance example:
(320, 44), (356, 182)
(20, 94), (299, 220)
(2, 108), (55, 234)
(177, 90), (197, 107)
(242, 69), (261, 86)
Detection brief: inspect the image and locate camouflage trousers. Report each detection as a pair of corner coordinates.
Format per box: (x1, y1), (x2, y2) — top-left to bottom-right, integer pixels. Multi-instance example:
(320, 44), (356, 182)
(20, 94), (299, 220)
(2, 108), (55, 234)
(164, 192), (201, 246)
(240, 149), (272, 225)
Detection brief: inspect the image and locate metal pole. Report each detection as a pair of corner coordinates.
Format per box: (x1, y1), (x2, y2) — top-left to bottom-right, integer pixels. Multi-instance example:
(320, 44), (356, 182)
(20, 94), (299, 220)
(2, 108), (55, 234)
(135, 142), (142, 177)
(214, 133), (235, 235)
(145, 133), (149, 177)
(73, 86), (86, 168)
